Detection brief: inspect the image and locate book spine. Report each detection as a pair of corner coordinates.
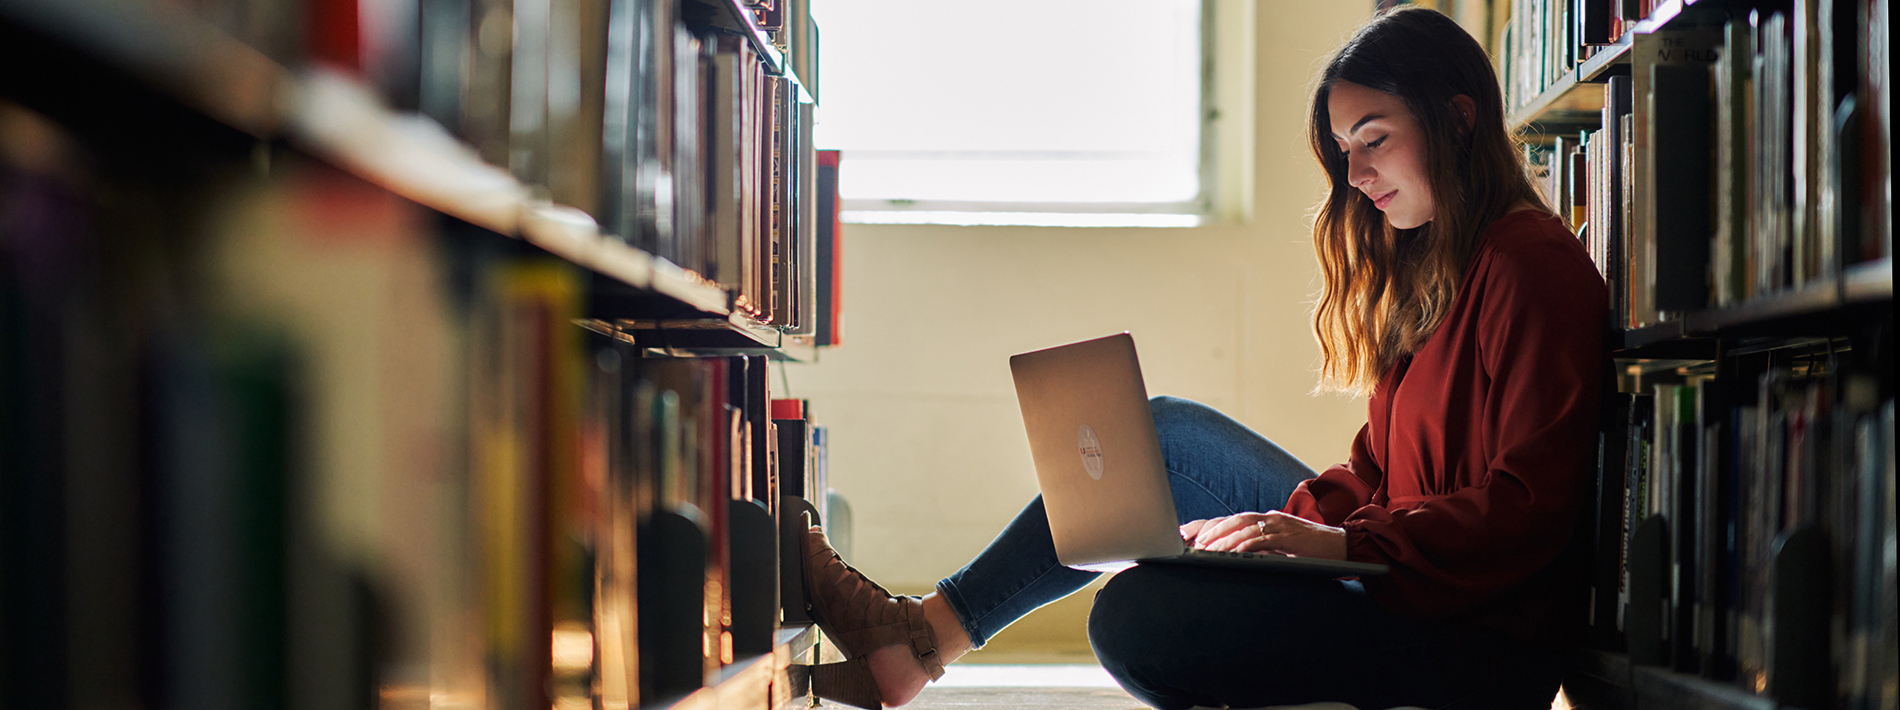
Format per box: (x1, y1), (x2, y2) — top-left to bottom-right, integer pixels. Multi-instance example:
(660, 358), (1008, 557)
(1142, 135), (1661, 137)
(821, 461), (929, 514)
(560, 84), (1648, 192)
(1650, 64), (1715, 313)
(815, 150), (842, 347)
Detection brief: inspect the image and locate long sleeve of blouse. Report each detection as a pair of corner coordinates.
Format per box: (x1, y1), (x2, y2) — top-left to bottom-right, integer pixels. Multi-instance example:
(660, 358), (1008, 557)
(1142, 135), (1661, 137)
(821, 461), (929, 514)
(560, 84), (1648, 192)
(1283, 211), (1608, 641)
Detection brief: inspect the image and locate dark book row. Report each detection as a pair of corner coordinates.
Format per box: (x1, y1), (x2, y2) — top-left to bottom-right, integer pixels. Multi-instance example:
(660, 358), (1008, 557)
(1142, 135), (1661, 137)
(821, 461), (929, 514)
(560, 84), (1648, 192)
(0, 110), (832, 708)
(1540, 0), (1892, 330)
(482, 0), (823, 330)
(136, 0), (826, 331)
(1585, 341), (1897, 709)
(1500, 0), (1653, 114)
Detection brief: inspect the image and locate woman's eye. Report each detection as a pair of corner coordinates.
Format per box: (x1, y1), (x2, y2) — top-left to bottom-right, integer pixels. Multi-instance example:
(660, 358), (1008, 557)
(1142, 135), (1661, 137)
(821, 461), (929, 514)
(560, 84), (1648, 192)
(1368, 136), (1388, 149)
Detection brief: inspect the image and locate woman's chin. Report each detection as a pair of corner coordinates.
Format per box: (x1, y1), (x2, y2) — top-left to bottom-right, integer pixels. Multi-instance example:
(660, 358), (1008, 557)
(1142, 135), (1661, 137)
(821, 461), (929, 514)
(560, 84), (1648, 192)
(1385, 212), (1429, 230)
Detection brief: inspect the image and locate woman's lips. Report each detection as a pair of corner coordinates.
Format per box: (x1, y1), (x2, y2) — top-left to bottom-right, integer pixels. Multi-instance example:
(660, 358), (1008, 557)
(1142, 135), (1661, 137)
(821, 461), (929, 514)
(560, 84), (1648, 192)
(1373, 190), (1396, 210)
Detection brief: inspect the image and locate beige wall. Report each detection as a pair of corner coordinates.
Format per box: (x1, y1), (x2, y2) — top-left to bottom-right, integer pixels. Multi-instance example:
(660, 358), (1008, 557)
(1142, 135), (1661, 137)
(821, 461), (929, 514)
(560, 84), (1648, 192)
(783, 1), (1374, 656)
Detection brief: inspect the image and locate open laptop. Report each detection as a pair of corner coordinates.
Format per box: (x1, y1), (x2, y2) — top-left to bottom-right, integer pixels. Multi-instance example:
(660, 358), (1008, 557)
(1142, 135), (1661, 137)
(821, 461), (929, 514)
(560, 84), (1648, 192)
(1009, 333), (1388, 577)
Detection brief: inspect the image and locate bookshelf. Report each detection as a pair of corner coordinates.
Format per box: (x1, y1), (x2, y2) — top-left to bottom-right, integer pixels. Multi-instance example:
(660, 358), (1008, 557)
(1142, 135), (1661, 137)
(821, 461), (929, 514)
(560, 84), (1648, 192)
(0, 0), (817, 355)
(1501, 0), (1893, 708)
(1508, 35), (1629, 133)
(1617, 256), (1893, 354)
(1, 0), (841, 707)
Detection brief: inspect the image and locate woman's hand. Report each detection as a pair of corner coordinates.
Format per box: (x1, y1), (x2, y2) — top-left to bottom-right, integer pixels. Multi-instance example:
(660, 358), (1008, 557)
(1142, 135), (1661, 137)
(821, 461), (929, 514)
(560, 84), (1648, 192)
(1178, 511), (1349, 560)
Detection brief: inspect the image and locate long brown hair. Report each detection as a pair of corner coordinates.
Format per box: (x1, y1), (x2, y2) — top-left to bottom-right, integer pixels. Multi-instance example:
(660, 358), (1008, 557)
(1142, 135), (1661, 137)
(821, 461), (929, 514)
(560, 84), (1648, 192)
(1308, 7), (1548, 396)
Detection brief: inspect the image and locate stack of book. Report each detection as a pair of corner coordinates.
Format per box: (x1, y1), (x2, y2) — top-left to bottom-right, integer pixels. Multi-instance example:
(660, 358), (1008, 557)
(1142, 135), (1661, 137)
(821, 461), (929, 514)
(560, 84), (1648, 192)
(1568, 2), (1890, 328)
(1588, 358), (1895, 708)
(156, 0), (828, 331)
(1529, 134), (1589, 233)
(1499, 0), (1647, 114)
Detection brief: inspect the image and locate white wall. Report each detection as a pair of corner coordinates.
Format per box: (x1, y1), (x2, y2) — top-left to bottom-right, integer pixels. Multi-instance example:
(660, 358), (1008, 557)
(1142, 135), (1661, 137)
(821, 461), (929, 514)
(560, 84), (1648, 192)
(783, 0), (1375, 650)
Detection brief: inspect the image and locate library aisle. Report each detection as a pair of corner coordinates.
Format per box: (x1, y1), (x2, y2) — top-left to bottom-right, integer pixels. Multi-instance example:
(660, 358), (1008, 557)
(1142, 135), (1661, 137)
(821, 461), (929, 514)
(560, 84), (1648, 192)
(3, 0), (1891, 706)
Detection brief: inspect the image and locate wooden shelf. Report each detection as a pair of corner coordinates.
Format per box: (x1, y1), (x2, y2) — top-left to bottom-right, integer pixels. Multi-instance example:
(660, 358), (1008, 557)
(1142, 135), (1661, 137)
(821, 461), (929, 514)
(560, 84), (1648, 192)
(650, 624), (821, 710)
(294, 70), (531, 237)
(1843, 255), (1895, 303)
(295, 71), (741, 319)
(1631, 665), (1778, 710)
(1511, 0), (1741, 135)
(681, 0), (814, 104)
(1614, 257), (1893, 354)
(578, 316), (817, 362)
(0, 0), (829, 332)
(1636, 0), (1688, 33)
(1687, 257), (1892, 332)
(1687, 278), (1841, 332)
(1565, 649), (1783, 710)
(684, 0), (782, 75)
(1508, 38), (1631, 134)
(1620, 321), (1689, 351)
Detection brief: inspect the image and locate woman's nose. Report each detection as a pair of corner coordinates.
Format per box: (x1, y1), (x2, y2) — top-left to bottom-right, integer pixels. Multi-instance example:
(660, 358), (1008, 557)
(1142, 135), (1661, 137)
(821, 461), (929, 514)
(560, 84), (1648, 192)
(1346, 155), (1374, 188)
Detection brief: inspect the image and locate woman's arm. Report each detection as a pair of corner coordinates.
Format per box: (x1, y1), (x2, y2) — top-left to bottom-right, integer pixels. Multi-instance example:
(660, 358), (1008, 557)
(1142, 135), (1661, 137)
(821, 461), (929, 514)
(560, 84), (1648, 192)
(1282, 423), (1382, 524)
(1178, 422), (1383, 558)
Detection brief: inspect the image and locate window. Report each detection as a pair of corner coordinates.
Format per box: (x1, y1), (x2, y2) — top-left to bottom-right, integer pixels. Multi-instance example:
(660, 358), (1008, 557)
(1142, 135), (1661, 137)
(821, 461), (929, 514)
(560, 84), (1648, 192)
(813, 0), (1214, 227)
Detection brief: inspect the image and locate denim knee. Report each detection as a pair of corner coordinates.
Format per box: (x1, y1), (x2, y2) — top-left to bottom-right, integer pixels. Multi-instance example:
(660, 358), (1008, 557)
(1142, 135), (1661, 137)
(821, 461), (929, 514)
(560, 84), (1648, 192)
(1147, 395), (1201, 432)
(1086, 567), (1199, 709)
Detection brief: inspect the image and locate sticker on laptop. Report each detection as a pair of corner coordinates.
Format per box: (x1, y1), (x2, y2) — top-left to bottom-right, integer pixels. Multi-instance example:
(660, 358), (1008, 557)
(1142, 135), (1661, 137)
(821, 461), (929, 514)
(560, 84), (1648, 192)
(1077, 425), (1105, 479)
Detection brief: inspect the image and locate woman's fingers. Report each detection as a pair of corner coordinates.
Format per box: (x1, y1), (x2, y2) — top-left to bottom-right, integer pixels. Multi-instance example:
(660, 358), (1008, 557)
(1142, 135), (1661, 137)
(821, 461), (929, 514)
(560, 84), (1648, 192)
(1190, 514), (1254, 548)
(1195, 513), (1272, 551)
(1235, 535), (1287, 554)
(1181, 511), (1347, 557)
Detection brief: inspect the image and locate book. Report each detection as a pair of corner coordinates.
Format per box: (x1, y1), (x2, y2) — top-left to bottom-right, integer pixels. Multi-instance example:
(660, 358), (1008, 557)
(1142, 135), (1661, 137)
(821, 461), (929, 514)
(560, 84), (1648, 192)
(791, 100), (817, 336)
(1593, 391), (1636, 646)
(1590, 75), (1633, 322)
(1649, 63), (1714, 313)
(1618, 393), (1654, 634)
(1874, 400), (1896, 710)
(815, 149), (843, 347)
(1693, 379), (1725, 678)
(1711, 19), (1754, 308)
(1753, 13), (1796, 298)
(1629, 25), (1721, 326)
(511, 0), (554, 187)
(710, 36), (750, 293)
(548, 0), (611, 218)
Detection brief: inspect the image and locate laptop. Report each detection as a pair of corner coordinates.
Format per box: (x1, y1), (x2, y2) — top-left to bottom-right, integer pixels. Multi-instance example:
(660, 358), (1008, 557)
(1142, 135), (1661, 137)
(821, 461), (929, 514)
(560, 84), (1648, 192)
(1009, 333), (1388, 577)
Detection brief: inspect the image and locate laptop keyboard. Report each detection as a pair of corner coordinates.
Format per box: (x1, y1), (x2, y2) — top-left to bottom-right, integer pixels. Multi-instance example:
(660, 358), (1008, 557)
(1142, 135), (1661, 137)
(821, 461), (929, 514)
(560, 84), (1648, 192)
(1188, 548), (1288, 560)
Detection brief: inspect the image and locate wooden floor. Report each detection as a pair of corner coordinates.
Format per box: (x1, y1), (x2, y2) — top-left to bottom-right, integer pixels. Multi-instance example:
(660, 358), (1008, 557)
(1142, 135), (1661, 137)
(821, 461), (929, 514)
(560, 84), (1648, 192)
(802, 663), (1571, 710)
(809, 664), (1146, 710)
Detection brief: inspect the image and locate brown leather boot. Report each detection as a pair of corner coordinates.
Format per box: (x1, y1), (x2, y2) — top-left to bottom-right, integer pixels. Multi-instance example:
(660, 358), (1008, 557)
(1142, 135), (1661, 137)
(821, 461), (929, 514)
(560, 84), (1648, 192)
(801, 524), (945, 708)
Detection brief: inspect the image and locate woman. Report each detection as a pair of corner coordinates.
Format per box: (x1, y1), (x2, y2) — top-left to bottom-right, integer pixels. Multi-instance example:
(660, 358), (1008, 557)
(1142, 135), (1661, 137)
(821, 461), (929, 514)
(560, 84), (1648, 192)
(801, 7), (1607, 709)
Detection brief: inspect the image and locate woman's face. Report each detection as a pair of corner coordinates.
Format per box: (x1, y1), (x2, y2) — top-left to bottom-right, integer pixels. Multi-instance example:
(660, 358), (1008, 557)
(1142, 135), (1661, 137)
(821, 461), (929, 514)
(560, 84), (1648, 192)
(1327, 80), (1434, 230)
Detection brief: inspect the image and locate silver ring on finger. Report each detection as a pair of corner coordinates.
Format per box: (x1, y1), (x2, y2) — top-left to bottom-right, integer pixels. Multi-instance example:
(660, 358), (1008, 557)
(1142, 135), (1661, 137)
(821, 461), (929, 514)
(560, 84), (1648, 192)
(1255, 521), (1268, 538)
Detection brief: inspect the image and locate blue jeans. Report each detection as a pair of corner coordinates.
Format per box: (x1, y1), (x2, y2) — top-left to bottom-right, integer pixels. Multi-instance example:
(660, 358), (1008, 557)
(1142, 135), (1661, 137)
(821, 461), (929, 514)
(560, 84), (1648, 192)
(934, 396), (1562, 709)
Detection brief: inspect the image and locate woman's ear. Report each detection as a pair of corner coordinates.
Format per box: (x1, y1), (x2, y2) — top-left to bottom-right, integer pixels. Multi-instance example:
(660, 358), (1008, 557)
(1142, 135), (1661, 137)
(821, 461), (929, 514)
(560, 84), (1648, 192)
(1450, 94), (1476, 134)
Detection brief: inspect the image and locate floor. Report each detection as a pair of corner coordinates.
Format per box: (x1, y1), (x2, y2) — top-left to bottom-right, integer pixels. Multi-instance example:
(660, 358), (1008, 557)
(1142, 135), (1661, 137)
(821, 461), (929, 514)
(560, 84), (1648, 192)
(805, 665), (1380, 710)
(805, 664), (1574, 710)
(810, 664), (1144, 710)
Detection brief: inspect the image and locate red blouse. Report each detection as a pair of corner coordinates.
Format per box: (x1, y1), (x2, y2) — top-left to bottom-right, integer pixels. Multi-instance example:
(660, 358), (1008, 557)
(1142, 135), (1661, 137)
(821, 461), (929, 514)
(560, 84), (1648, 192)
(1283, 210), (1608, 643)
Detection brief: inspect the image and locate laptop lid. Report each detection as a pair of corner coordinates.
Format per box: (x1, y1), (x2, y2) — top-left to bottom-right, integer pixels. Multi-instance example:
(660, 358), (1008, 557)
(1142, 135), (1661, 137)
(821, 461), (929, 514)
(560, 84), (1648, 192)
(1009, 333), (1183, 570)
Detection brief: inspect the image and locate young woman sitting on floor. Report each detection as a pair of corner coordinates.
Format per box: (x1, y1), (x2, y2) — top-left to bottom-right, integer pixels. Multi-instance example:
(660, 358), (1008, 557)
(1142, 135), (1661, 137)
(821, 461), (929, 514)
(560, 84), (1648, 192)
(800, 7), (1607, 709)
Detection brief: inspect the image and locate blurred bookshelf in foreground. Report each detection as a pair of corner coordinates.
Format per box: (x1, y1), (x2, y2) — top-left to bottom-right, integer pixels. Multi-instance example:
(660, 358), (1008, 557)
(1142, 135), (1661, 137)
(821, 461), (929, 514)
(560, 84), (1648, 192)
(0, 0), (854, 706)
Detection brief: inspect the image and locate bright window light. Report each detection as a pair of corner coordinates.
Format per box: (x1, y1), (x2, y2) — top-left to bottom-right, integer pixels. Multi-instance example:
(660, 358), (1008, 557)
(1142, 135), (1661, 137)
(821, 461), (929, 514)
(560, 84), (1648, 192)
(813, 0), (1206, 226)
